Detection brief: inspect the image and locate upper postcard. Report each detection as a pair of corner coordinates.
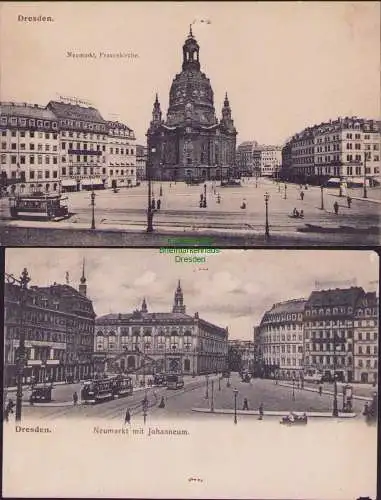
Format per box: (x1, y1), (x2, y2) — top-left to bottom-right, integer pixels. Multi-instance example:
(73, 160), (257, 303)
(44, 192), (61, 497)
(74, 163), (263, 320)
(0, 1), (380, 247)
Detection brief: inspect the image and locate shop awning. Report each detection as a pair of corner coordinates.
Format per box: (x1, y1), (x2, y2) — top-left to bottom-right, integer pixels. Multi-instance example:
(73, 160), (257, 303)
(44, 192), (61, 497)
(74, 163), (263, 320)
(80, 178), (103, 186)
(61, 179), (77, 187)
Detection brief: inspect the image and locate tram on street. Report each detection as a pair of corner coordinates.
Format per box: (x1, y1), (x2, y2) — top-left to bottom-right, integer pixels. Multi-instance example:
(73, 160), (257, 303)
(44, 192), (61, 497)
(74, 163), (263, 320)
(111, 375), (133, 398)
(9, 194), (69, 220)
(303, 368), (323, 384)
(30, 383), (53, 403)
(81, 379), (114, 404)
(166, 374), (184, 390)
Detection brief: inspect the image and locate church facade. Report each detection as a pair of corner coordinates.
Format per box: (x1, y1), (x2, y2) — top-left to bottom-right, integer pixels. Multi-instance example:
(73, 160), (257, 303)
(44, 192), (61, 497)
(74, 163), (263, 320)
(146, 28), (238, 182)
(94, 281), (229, 376)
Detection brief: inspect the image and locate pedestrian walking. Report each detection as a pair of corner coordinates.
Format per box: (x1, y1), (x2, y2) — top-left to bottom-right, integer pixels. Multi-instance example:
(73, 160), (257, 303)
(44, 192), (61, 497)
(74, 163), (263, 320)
(258, 402), (264, 420)
(318, 384), (323, 396)
(158, 396), (165, 408)
(240, 199), (246, 209)
(151, 198), (156, 210)
(200, 193), (204, 202)
(217, 193), (221, 204)
(333, 201), (339, 215)
(300, 191), (304, 201)
(125, 408), (131, 424)
(347, 196), (352, 208)
(243, 398), (249, 410)
(156, 199), (161, 210)
(73, 391), (78, 406)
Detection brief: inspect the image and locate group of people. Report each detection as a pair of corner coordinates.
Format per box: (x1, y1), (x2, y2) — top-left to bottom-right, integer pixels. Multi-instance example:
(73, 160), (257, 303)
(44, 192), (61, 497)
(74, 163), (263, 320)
(3, 399), (15, 421)
(292, 208), (304, 218)
(123, 395), (166, 424)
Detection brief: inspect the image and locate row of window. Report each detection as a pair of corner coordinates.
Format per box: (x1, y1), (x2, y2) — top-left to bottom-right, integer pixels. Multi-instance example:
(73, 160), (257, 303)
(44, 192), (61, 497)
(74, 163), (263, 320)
(262, 345), (303, 354)
(262, 333), (302, 341)
(1, 117), (57, 129)
(1, 155), (59, 165)
(263, 357), (303, 366)
(1, 143), (58, 151)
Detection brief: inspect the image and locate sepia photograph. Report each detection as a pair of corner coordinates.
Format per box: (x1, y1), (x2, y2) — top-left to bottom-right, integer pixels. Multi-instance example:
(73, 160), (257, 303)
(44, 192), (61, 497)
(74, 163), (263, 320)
(0, 1), (380, 246)
(2, 248), (379, 498)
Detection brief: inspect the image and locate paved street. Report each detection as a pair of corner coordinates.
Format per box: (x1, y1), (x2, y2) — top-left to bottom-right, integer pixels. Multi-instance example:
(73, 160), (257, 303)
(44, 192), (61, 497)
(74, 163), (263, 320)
(1, 179), (380, 245)
(12, 374), (368, 423)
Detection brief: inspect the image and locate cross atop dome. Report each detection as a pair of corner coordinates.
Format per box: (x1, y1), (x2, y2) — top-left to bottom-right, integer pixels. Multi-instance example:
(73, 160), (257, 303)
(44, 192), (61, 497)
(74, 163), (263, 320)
(189, 24), (193, 38)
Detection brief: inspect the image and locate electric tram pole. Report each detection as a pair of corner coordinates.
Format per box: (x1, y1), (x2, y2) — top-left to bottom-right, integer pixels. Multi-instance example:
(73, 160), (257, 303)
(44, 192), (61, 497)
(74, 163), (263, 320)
(5, 269), (31, 422)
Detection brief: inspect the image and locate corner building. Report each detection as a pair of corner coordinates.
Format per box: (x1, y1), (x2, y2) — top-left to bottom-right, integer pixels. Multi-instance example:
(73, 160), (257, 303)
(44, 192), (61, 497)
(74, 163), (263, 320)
(94, 281), (229, 375)
(147, 28), (237, 182)
(4, 267), (96, 386)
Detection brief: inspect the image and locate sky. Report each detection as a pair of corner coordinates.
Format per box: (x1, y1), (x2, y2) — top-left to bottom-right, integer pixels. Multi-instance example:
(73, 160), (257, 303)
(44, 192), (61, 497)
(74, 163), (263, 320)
(5, 249), (379, 340)
(1, 2), (379, 145)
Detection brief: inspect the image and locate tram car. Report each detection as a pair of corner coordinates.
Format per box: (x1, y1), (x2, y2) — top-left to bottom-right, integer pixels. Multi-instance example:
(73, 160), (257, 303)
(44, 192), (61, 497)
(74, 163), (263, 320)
(81, 379), (114, 404)
(111, 375), (133, 398)
(9, 194), (69, 220)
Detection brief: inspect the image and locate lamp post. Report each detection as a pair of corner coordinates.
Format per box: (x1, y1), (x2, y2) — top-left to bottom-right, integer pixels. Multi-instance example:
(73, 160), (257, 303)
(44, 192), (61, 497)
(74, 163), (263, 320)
(332, 333), (339, 417)
(284, 184), (287, 199)
(264, 192), (270, 238)
(363, 155), (368, 199)
(211, 380), (215, 412)
(292, 377), (295, 401)
(320, 185), (324, 210)
(142, 388), (148, 425)
(203, 183), (207, 208)
(255, 172), (258, 188)
(6, 268), (31, 422)
(146, 147), (155, 233)
(90, 190), (96, 230)
(205, 374), (209, 399)
(218, 376), (221, 391)
(227, 375), (231, 388)
(233, 389), (238, 424)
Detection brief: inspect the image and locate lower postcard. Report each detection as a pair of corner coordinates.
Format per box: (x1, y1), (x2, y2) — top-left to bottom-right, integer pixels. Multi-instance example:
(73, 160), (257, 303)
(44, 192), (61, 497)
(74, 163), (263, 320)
(2, 248), (379, 499)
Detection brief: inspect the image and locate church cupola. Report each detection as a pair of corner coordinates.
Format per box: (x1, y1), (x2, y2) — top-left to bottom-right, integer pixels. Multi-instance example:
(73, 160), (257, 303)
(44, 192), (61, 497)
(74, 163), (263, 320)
(151, 93), (162, 126)
(182, 25), (200, 71)
(141, 297), (148, 313)
(79, 259), (87, 297)
(172, 280), (186, 313)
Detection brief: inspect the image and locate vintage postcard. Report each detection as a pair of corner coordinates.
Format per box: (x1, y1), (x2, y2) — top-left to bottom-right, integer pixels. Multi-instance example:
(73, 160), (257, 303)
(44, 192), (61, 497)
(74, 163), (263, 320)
(2, 248), (378, 498)
(0, 1), (380, 246)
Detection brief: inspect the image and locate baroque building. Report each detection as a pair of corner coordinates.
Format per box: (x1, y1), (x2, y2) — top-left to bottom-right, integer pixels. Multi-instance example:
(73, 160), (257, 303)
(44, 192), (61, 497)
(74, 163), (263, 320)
(4, 264), (96, 386)
(94, 281), (229, 375)
(146, 27), (238, 182)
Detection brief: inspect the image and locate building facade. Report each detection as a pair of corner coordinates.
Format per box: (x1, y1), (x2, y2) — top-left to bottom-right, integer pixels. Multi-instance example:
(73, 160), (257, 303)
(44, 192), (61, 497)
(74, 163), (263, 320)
(236, 141), (258, 177)
(47, 101), (109, 191)
(4, 266), (96, 386)
(353, 292), (378, 384)
(106, 121), (136, 189)
(281, 117), (380, 186)
(94, 281), (228, 375)
(253, 145), (282, 177)
(146, 28), (238, 182)
(304, 287), (366, 383)
(0, 100), (137, 194)
(258, 299), (306, 379)
(136, 144), (147, 181)
(0, 102), (60, 195)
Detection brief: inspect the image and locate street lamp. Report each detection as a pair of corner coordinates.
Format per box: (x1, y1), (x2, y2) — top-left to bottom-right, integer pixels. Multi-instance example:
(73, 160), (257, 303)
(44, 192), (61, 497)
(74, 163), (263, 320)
(205, 374), (209, 399)
(218, 376), (221, 391)
(142, 388), (148, 425)
(211, 380), (215, 412)
(332, 333), (339, 417)
(320, 185), (324, 210)
(227, 375), (231, 388)
(233, 389), (238, 424)
(284, 184), (287, 199)
(146, 147), (155, 233)
(264, 192), (270, 238)
(90, 190), (96, 230)
(6, 268), (31, 422)
(363, 155), (368, 199)
(292, 377), (295, 401)
(203, 183), (207, 208)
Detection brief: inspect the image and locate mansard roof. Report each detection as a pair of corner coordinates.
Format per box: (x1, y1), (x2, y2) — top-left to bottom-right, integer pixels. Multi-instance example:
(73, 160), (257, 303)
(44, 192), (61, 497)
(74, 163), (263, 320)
(0, 102), (57, 121)
(47, 100), (106, 123)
